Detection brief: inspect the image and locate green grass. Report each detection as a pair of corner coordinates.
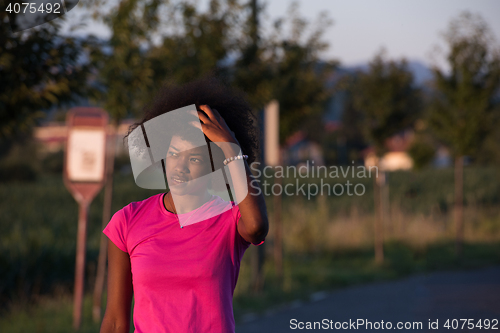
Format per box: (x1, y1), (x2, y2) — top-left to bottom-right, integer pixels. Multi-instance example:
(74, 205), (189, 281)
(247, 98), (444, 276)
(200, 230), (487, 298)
(0, 294), (102, 333)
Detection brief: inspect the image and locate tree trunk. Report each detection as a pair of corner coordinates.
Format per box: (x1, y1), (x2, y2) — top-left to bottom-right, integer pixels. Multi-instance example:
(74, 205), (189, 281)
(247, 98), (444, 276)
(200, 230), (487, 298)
(454, 155), (464, 257)
(374, 165), (385, 264)
(93, 123), (117, 322)
(274, 151), (283, 280)
(251, 157), (266, 293)
(251, 244), (266, 292)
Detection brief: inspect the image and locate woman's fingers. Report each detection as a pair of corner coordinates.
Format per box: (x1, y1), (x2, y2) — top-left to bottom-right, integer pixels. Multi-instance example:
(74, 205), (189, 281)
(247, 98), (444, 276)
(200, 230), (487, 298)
(199, 105), (219, 123)
(192, 109), (211, 124)
(191, 105), (236, 144)
(212, 108), (220, 117)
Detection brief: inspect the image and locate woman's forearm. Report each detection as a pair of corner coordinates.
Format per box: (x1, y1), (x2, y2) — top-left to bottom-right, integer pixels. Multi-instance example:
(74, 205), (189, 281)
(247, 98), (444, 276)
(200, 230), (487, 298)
(100, 316), (130, 333)
(220, 142), (268, 243)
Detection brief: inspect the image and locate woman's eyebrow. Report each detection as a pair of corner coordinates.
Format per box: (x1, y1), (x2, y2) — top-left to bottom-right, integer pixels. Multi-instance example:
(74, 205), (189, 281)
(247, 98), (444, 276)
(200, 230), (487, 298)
(169, 145), (205, 156)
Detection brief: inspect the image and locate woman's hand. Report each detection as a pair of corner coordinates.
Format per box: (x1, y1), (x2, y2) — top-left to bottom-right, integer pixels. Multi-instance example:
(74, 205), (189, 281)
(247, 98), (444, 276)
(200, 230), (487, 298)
(190, 105), (240, 149)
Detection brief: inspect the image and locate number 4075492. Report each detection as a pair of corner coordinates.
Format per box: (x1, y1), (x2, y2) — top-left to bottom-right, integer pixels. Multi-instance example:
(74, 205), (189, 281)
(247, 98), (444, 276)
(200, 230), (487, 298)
(5, 2), (62, 14)
(443, 319), (498, 330)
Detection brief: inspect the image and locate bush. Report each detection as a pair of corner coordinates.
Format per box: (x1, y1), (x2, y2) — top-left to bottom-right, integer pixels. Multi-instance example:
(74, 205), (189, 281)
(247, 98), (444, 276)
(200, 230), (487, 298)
(40, 150), (64, 174)
(408, 137), (435, 170)
(0, 163), (37, 182)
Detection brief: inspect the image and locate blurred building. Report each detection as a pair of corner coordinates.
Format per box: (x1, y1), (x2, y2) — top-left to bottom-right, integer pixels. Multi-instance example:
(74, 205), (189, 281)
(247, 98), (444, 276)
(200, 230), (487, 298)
(363, 130), (415, 171)
(282, 130), (325, 167)
(33, 120), (135, 156)
(434, 146), (452, 168)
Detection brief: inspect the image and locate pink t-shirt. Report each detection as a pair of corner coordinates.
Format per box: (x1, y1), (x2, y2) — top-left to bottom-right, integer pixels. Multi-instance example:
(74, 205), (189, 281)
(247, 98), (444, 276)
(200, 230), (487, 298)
(103, 193), (263, 333)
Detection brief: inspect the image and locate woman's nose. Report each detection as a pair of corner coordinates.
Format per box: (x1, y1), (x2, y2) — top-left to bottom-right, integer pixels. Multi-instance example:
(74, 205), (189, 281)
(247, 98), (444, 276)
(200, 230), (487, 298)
(174, 156), (190, 173)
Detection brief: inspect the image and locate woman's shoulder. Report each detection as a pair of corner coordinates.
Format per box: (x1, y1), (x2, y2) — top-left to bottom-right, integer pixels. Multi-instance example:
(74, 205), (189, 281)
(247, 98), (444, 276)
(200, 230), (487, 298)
(119, 193), (164, 219)
(205, 195), (235, 213)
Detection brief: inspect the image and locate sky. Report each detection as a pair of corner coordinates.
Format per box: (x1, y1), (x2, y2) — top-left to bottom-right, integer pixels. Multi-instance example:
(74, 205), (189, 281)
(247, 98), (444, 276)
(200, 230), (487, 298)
(62, 0), (500, 71)
(264, 0), (500, 69)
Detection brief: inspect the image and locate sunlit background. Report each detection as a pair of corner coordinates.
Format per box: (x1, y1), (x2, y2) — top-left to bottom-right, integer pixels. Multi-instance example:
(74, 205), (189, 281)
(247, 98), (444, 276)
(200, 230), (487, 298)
(1, 0), (500, 332)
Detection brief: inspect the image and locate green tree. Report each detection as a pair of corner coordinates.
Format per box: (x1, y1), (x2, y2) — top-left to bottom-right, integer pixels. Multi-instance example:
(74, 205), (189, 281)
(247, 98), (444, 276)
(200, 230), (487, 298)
(89, 0), (165, 120)
(0, 9), (93, 155)
(407, 133), (435, 170)
(232, 1), (337, 143)
(337, 82), (368, 165)
(90, 0), (246, 107)
(350, 51), (422, 263)
(427, 12), (500, 256)
(148, 0), (244, 85)
(91, 0), (336, 143)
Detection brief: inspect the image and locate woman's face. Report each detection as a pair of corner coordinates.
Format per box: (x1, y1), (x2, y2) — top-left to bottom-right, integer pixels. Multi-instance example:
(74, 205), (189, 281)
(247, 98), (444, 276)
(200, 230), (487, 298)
(165, 135), (212, 196)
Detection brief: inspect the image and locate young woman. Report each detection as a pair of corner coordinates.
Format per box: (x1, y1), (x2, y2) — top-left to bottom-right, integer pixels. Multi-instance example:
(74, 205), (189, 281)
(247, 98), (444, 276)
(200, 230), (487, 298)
(99, 77), (268, 333)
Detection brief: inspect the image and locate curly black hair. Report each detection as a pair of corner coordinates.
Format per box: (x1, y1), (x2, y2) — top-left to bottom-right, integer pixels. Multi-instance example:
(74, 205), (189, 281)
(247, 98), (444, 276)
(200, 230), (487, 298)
(126, 76), (260, 164)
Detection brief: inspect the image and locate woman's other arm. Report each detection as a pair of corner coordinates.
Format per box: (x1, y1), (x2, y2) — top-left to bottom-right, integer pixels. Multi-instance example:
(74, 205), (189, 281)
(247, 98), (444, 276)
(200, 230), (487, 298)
(230, 156), (269, 244)
(100, 240), (133, 333)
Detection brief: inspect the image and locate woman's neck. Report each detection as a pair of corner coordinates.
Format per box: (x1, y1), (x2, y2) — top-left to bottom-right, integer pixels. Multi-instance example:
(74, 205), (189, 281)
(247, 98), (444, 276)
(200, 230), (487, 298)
(164, 191), (212, 214)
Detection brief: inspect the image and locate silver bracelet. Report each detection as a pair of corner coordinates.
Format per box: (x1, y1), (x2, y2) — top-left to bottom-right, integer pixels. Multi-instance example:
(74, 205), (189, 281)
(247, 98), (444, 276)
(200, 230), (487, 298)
(223, 154), (248, 166)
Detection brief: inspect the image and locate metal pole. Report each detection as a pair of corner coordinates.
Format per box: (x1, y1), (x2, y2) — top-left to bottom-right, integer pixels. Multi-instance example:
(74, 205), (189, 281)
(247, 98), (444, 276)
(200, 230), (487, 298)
(73, 200), (90, 330)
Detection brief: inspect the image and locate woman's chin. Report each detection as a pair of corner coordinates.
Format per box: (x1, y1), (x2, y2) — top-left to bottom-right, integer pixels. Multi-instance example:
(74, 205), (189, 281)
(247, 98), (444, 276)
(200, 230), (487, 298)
(169, 185), (211, 197)
(168, 186), (189, 196)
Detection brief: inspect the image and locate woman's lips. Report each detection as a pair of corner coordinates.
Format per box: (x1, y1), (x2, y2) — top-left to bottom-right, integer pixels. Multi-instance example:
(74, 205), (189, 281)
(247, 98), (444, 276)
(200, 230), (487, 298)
(170, 176), (188, 186)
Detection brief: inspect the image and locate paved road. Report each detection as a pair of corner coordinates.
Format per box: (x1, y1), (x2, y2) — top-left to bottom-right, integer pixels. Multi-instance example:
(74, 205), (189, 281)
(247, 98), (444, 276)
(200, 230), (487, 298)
(236, 266), (500, 333)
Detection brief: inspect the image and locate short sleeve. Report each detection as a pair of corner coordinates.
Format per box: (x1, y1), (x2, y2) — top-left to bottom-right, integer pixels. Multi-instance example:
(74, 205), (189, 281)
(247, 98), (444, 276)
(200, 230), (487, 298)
(232, 203), (265, 246)
(103, 209), (128, 253)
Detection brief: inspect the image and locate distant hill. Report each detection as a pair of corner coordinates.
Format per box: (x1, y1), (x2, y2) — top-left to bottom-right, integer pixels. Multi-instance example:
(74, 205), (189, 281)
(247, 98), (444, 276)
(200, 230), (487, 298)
(340, 60), (434, 87)
(322, 60), (434, 123)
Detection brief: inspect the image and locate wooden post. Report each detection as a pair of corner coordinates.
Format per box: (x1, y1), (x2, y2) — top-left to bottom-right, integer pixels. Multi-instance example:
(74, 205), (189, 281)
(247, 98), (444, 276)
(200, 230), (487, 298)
(93, 123), (117, 322)
(455, 155), (464, 257)
(273, 151), (283, 279)
(374, 166), (385, 264)
(73, 199), (90, 330)
(264, 100), (281, 281)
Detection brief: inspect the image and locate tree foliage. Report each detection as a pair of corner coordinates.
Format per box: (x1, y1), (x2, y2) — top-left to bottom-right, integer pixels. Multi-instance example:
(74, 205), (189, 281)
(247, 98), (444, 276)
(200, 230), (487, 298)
(349, 52), (421, 156)
(89, 0), (337, 143)
(427, 11), (500, 257)
(232, 1), (337, 143)
(91, 0), (249, 121)
(407, 133), (435, 170)
(427, 11), (500, 158)
(148, 0), (243, 85)
(88, 0), (166, 122)
(0, 9), (93, 146)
